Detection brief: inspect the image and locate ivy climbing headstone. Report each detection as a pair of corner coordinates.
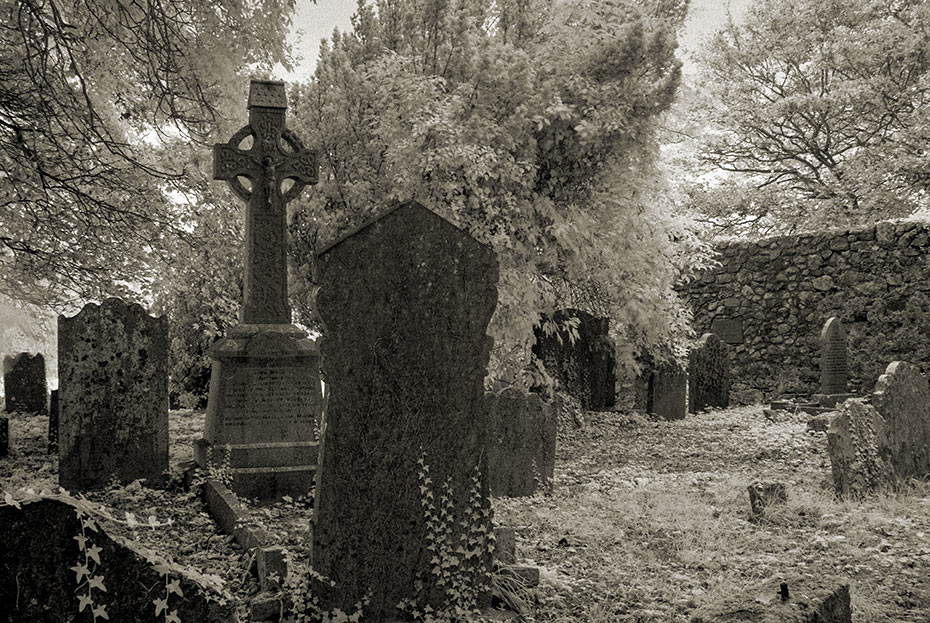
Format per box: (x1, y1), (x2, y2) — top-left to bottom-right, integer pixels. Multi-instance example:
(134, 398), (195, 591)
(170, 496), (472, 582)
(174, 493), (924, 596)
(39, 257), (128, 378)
(312, 201), (498, 620)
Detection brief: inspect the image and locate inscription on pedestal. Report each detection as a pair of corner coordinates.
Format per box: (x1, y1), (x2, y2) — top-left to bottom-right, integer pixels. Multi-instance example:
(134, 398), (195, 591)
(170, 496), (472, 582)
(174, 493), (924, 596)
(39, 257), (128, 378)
(223, 366), (319, 426)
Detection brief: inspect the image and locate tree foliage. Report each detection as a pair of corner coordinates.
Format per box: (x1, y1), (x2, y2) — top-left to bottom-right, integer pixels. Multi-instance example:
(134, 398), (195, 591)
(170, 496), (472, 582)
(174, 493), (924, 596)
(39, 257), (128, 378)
(0, 0), (296, 307)
(288, 0), (710, 382)
(695, 0), (930, 236)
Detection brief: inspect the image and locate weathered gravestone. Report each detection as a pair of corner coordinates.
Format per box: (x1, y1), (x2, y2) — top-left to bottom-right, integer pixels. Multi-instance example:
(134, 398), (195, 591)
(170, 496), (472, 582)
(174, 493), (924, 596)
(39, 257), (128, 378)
(312, 200), (498, 619)
(486, 387), (558, 496)
(827, 398), (894, 498)
(47, 388), (58, 454)
(58, 298), (168, 490)
(193, 79), (323, 502)
(3, 352), (47, 414)
(644, 362), (688, 420)
(814, 317), (854, 407)
(0, 415), (7, 458)
(688, 333), (730, 413)
(0, 496), (234, 622)
(532, 309), (616, 410)
(871, 361), (930, 482)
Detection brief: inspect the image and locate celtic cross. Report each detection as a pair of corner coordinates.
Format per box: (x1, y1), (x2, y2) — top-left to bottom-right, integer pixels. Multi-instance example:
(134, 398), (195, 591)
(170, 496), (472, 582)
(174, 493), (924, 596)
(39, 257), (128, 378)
(213, 79), (318, 325)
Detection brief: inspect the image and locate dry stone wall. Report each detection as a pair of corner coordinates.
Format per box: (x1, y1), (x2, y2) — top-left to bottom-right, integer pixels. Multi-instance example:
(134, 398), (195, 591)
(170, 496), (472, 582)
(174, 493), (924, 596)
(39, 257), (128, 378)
(681, 221), (930, 397)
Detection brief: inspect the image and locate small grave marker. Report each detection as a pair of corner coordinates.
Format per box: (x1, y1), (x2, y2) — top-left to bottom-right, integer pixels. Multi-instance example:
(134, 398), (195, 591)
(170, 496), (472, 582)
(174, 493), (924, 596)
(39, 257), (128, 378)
(688, 333), (730, 413)
(3, 353), (47, 415)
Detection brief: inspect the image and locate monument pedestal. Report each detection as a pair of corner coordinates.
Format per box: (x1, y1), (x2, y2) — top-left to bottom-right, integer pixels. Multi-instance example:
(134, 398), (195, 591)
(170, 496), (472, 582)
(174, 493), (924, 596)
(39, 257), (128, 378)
(194, 324), (322, 502)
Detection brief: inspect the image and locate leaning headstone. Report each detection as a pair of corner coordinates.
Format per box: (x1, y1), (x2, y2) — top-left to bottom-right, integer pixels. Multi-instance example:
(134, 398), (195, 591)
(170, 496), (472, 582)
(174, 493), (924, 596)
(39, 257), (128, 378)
(645, 362), (688, 420)
(814, 317), (854, 407)
(312, 200), (498, 619)
(58, 298), (168, 491)
(486, 387), (558, 496)
(871, 361), (930, 482)
(532, 309), (616, 410)
(3, 352), (47, 414)
(194, 79), (323, 502)
(47, 389), (59, 454)
(0, 415), (7, 458)
(827, 399), (893, 498)
(688, 333), (730, 413)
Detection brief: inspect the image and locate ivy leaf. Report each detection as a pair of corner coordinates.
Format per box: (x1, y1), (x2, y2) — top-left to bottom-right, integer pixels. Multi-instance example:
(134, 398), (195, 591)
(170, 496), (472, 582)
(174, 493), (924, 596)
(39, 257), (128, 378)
(165, 611), (181, 623)
(92, 604), (109, 620)
(71, 563), (90, 582)
(167, 579), (183, 597)
(153, 597), (168, 616)
(86, 545), (102, 565)
(88, 575), (107, 592)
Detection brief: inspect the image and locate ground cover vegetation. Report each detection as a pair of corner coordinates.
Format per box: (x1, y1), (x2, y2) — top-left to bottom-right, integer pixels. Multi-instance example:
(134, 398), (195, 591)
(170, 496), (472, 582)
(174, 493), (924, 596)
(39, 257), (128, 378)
(4, 401), (930, 621)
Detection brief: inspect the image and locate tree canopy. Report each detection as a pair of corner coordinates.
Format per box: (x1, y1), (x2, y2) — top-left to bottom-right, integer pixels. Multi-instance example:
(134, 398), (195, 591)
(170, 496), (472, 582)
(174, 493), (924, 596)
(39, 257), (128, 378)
(287, 0), (709, 383)
(0, 0), (296, 307)
(692, 0), (930, 236)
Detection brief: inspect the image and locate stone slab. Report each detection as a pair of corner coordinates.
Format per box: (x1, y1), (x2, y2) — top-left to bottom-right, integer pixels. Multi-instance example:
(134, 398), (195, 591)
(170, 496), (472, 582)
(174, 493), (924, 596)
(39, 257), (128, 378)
(201, 478), (271, 551)
(257, 546), (287, 590)
(688, 333), (730, 413)
(813, 393), (855, 408)
(498, 565), (540, 587)
(827, 399), (894, 498)
(58, 298), (168, 490)
(646, 362), (688, 420)
(0, 496), (235, 622)
(47, 388), (58, 453)
(311, 200), (498, 619)
(0, 415), (7, 458)
(690, 578), (851, 622)
(494, 526), (516, 565)
(486, 388), (558, 497)
(3, 352), (47, 414)
(819, 317), (848, 395)
(532, 309), (616, 410)
(871, 361), (930, 482)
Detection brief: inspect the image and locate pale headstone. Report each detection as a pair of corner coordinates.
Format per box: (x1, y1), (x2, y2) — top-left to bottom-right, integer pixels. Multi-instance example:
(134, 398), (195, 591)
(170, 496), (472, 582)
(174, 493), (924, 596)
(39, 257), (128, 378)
(819, 317), (849, 396)
(58, 298), (168, 490)
(688, 333), (730, 413)
(532, 309), (616, 410)
(195, 79), (323, 501)
(486, 387), (558, 496)
(871, 361), (930, 482)
(3, 352), (47, 414)
(312, 200), (498, 619)
(827, 399), (893, 498)
(646, 362), (688, 420)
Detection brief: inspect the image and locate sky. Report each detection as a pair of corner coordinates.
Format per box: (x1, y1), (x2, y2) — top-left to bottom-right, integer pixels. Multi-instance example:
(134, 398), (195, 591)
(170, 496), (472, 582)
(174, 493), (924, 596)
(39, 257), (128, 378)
(279, 0), (752, 81)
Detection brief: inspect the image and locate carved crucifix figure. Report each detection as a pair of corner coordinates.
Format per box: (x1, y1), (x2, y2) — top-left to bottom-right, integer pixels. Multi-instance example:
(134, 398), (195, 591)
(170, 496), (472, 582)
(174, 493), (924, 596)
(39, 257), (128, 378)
(213, 80), (318, 324)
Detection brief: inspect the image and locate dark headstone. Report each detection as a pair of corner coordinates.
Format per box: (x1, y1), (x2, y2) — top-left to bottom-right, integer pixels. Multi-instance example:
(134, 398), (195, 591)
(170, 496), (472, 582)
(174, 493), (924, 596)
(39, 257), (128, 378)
(827, 399), (893, 498)
(3, 352), (47, 414)
(58, 298), (169, 491)
(312, 201), (498, 619)
(747, 481), (787, 522)
(0, 496), (234, 622)
(195, 79), (323, 501)
(710, 317), (744, 345)
(819, 317), (848, 395)
(47, 389), (58, 454)
(0, 415), (7, 458)
(688, 333), (730, 413)
(871, 361), (930, 482)
(645, 362), (688, 420)
(532, 309), (616, 410)
(486, 387), (558, 496)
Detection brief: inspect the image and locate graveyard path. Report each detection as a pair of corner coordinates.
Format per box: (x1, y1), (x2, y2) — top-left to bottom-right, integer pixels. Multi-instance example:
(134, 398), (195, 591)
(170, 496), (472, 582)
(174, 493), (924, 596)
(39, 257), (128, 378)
(494, 404), (930, 623)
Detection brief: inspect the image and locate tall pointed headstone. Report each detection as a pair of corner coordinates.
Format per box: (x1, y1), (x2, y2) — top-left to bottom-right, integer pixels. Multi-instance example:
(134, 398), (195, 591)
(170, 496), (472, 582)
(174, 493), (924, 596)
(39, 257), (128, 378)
(814, 317), (855, 407)
(311, 201), (498, 619)
(194, 80), (323, 501)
